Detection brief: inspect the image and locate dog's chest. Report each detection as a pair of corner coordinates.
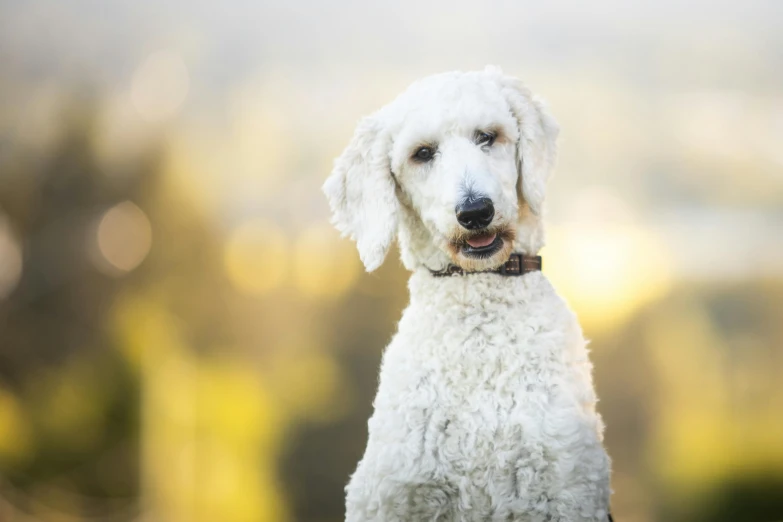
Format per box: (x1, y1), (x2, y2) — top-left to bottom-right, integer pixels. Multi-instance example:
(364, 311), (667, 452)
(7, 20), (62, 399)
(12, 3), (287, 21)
(380, 302), (588, 459)
(375, 325), (593, 517)
(415, 344), (567, 471)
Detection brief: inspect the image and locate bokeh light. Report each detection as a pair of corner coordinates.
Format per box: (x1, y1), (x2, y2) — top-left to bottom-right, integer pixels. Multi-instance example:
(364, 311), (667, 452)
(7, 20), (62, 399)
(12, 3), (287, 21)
(0, 215), (22, 300)
(94, 201), (153, 275)
(293, 223), (361, 298)
(224, 220), (289, 294)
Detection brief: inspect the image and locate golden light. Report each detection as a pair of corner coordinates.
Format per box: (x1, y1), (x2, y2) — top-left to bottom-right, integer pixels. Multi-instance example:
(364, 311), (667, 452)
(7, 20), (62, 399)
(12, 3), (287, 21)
(545, 223), (672, 332)
(94, 201), (153, 275)
(544, 188), (672, 332)
(224, 220), (288, 294)
(0, 215), (23, 300)
(131, 49), (190, 123)
(293, 223), (361, 298)
(123, 303), (290, 522)
(0, 388), (32, 464)
(196, 361), (287, 522)
(161, 131), (227, 217)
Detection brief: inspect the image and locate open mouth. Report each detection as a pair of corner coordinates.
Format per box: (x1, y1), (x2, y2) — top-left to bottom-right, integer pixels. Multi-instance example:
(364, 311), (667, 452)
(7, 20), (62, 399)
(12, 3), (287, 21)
(462, 232), (503, 257)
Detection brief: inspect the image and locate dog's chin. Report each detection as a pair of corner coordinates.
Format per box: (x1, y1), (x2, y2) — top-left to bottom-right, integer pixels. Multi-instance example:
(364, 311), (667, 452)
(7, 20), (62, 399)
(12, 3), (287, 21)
(447, 227), (515, 272)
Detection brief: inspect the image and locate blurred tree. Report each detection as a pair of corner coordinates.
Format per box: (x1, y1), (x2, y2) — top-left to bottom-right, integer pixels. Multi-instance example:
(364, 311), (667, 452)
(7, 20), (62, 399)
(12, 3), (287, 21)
(0, 102), (146, 516)
(592, 282), (783, 522)
(692, 475), (783, 522)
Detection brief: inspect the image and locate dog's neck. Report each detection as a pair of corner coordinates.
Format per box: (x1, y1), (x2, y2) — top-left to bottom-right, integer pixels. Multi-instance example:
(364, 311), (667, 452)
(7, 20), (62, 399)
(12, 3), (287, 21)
(406, 262), (546, 311)
(429, 253), (541, 277)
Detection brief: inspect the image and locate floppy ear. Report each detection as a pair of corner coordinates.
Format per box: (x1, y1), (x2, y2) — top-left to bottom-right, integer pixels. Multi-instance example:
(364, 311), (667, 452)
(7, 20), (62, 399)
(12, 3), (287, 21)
(322, 115), (398, 272)
(492, 69), (559, 216)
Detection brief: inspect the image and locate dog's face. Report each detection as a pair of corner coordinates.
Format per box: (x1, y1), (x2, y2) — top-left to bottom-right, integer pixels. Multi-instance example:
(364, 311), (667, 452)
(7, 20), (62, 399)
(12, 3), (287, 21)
(324, 67), (558, 272)
(389, 78), (521, 271)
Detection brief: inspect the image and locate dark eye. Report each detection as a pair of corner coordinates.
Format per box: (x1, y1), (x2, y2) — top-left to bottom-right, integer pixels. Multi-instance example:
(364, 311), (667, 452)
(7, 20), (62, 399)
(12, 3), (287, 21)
(413, 146), (435, 162)
(476, 131), (496, 147)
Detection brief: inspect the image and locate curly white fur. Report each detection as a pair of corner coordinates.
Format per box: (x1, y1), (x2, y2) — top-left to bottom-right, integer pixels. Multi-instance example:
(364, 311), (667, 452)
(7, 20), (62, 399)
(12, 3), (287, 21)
(324, 66), (611, 521)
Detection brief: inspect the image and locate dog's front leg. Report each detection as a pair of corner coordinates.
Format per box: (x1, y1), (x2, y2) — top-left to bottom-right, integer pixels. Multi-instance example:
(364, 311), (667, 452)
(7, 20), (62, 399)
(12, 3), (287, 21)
(345, 405), (455, 521)
(346, 457), (454, 521)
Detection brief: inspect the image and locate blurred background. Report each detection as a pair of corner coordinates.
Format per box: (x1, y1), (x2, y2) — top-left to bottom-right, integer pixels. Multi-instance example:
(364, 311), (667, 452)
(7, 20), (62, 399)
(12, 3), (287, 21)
(1, 1), (782, 521)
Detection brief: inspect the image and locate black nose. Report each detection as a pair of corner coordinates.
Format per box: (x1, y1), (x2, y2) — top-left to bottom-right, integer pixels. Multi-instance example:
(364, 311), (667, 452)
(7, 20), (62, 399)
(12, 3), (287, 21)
(456, 198), (494, 230)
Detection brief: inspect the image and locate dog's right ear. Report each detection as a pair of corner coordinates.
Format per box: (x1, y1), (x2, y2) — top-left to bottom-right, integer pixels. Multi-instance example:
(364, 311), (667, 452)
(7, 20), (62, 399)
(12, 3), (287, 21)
(322, 115), (398, 272)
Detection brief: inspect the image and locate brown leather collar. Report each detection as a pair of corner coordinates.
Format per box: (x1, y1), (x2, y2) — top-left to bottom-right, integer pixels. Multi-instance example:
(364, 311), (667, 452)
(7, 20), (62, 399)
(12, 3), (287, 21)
(430, 253), (542, 277)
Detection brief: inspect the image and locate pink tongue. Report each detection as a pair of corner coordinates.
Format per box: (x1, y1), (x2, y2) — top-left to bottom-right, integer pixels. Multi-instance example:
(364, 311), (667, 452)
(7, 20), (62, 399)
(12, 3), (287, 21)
(466, 233), (497, 248)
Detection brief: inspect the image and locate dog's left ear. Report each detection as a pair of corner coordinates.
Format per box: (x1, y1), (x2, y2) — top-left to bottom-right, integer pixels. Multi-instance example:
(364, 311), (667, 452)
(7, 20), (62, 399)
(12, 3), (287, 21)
(322, 115), (398, 272)
(488, 67), (560, 216)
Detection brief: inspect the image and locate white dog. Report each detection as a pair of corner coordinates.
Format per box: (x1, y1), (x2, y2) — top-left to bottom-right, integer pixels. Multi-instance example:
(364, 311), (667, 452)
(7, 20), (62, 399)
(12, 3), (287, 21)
(323, 66), (612, 522)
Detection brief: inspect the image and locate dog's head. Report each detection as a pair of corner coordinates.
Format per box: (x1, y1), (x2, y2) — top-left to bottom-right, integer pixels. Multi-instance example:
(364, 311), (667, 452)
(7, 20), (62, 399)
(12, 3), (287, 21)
(323, 66), (559, 272)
